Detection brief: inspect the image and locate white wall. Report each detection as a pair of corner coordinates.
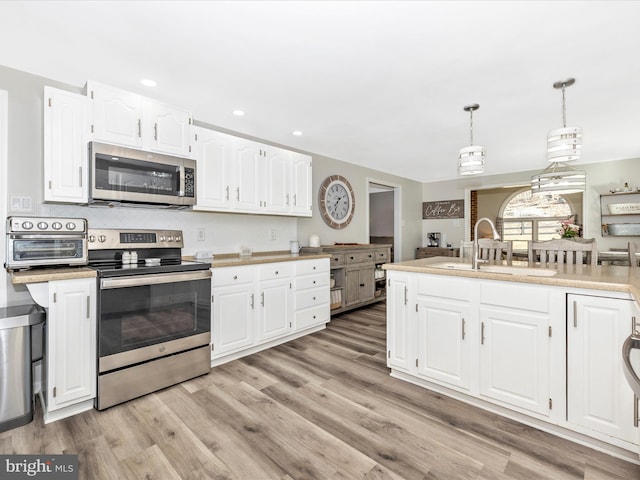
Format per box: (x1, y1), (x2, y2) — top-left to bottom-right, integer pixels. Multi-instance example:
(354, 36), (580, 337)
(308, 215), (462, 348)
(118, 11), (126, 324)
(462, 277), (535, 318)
(422, 158), (640, 251)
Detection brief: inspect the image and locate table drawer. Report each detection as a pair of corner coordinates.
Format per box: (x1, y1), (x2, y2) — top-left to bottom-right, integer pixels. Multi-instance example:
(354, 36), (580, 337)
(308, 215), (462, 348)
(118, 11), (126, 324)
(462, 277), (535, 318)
(330, 254), (345, 266)
(346, 251), (375, 264)
(259, 263), (292, 281)
(212, 266), (254, 286)
(296, 258), (329, 275)
(374, 250), (389, 262)
(297, 273), (329, 290)
(296, 287), (330, 310)
(295, 304), (329, 331)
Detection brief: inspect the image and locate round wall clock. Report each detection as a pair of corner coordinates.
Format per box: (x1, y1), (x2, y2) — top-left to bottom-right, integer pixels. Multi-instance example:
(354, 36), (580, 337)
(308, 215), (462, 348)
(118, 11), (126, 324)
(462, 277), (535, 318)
(319, 175), (355, 229)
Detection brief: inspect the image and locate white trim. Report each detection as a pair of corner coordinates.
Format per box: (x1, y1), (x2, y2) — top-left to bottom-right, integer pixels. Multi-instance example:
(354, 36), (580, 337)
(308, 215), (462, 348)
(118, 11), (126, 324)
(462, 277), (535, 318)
(367, 177), (402, 261)
(0, 90), (7, 307)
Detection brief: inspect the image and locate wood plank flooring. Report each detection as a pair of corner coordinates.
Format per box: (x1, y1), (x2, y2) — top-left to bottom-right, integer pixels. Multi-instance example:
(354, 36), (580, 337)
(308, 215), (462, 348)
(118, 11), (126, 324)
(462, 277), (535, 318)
(2, 303), (640, 479)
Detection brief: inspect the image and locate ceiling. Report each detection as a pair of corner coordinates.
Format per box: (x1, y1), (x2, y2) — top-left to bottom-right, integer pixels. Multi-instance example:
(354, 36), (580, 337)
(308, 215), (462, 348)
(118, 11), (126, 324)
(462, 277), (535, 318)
(0, 1), (639, 183)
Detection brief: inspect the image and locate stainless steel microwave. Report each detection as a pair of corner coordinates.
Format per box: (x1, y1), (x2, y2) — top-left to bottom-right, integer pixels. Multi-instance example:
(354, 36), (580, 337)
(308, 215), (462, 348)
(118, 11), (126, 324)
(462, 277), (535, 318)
(89, 142), (196, 208)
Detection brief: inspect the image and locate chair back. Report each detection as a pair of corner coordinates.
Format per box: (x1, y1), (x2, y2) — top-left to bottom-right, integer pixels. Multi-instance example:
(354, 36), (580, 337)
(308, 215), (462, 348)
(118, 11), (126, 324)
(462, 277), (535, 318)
(528, 238), (597, 266)
(477, 238), (513, 262)
(628, 242), (640, 268)
(459, 241), (474, 259)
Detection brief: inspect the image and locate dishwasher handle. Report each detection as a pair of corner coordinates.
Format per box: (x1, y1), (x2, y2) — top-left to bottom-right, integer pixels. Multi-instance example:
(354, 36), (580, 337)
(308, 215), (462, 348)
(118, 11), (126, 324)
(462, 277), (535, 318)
(622, 332), (640, 398)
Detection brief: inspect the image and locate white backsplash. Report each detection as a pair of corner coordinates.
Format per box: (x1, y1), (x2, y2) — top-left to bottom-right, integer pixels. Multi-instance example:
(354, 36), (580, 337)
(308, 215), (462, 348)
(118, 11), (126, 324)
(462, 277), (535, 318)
(44, 204), (298, 256)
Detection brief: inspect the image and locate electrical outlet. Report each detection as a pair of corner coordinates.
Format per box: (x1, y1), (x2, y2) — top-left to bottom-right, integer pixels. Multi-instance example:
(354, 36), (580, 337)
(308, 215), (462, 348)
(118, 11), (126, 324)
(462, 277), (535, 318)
(197, 228), (206, 241)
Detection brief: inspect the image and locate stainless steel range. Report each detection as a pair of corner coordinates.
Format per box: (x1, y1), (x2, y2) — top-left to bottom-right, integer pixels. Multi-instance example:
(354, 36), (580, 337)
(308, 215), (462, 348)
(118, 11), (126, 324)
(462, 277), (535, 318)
(88, 228), (211, 410)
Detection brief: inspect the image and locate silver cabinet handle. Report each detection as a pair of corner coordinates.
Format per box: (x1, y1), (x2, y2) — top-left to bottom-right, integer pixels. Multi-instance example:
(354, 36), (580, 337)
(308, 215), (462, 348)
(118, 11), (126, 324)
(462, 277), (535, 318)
(622, 332), (640, 397)
(154, 122), (158, 140)
(573, 300), (578, 327)
(261, 292), (265, 307)
(404, 286), (408, 305)
(236, 187), (240, 201)
(86, 295), (90, 319)
(79, 166), (83, 187)
(462, 318), (466, 340)
(250, 293), (254, 309)
(293, 194), (297, 206)
(225, 186), (229, 200)
(137, 118), (142, 138)
(481, 322), (485, 345)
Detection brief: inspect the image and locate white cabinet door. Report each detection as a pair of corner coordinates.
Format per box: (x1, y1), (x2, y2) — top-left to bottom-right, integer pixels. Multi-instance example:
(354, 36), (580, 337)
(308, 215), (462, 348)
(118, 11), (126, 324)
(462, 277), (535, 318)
(233, 138), (261, 211)
(290, 152), (313, 216)
(43, 86), (88, 203)
(258, 277), (292, 341)
(142, 98), (192, 156)
(567, 294), (638, 444)
(264, 147), (291, 214)
(193, 126), (234, 209)
(47, 279), (96, 411)
(386, 272), (413, 371)
(212, 282), (255, 357)
(417, 298), (473, 392)
(479, 307), (550, 416)
(88, 81), (143, 148)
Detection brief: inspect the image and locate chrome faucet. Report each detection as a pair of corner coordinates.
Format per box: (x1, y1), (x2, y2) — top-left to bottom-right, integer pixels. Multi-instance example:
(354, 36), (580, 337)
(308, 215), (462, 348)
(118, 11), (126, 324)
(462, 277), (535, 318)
(472, 217), (501, 270)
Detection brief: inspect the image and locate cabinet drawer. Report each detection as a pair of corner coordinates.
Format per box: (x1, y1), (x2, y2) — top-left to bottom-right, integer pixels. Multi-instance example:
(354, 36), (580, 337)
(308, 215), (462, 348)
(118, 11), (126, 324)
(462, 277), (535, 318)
(296, 304), (329, 331)
(417, 274), (471, 301)
(296, 288), (330, 310)
(330, 254), (345, 266)
(346, 252), (375, 264)
(259, 263), (292, 281)
(212, 266), (254, 286)
(480, 281), (549, 313)
(297, 273), (329, 290)
(296, 258), (329, 275)
(375, 250), (389, 262)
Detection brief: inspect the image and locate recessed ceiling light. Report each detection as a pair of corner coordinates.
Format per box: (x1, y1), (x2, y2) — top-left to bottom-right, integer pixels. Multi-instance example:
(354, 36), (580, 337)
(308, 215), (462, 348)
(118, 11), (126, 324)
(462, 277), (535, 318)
(292, 130), (303, 136)
(140, 78), (157, 87)
(233, 110), (245, 117)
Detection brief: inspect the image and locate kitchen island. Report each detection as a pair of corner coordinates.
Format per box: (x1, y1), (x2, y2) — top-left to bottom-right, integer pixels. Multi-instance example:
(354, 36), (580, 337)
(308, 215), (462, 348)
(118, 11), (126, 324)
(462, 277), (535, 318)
(383, 256), (640, 463)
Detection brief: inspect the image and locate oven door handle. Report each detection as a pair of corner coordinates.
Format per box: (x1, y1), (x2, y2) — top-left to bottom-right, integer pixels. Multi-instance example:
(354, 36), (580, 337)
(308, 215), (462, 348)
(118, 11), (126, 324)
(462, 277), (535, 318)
(100, 270), (212, 289)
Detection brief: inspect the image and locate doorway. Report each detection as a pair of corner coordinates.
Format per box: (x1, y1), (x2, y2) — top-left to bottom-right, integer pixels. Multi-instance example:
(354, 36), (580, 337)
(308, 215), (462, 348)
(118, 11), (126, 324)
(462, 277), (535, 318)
(368, 180), (399, 261)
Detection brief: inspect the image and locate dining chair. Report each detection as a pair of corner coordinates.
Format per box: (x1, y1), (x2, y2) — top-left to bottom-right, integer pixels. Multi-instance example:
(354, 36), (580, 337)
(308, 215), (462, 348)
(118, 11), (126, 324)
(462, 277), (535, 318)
(628, 242), (640, 268)
(477, 238), (513, 262)
(528, 238), (597, 266)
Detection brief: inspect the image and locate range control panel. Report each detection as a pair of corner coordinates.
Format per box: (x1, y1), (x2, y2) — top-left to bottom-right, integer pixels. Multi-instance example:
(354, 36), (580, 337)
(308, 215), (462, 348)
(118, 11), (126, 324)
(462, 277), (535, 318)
(88, 228), (184, 250)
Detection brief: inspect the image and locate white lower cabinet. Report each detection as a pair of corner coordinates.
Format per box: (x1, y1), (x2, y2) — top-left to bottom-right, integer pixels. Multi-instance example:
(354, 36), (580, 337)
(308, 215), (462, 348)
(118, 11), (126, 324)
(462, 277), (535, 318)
(211, 266), (255, 357)
(386, 269), (640, 457)
(211, 259), (329, 365)
(567, 293), (639, 444)
(44, 278), (96, 421)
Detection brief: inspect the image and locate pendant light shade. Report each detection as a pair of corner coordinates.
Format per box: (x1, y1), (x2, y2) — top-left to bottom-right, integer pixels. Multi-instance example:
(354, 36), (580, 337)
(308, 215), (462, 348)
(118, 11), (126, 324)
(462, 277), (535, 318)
(531, 162), (586, 195)
(532, 77), (586, 194)
(458, 104), (485, 176)
(546, 78), (582, 162)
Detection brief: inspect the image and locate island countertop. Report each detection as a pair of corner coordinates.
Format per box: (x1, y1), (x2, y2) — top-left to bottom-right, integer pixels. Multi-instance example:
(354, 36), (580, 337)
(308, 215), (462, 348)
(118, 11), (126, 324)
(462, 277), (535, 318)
(383, 256), (640, 301)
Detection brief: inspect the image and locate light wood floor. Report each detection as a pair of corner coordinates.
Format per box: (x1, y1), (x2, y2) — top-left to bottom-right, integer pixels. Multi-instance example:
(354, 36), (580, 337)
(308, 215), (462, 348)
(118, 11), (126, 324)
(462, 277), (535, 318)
(1, 303), (639, 479)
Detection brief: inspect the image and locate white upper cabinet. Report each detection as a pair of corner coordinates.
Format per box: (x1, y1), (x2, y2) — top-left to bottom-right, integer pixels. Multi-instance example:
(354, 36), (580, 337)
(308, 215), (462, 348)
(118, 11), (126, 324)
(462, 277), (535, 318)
(290, 152), (312, 216)
(233, 137), (262, 211)
(142, 97), (192, 156)
(87, 81), (192, 156)
(87, 81), (143, 148)
(43, 86), (89, 203)
(263, 147), (291, 214)
(192, 126), (234, 209)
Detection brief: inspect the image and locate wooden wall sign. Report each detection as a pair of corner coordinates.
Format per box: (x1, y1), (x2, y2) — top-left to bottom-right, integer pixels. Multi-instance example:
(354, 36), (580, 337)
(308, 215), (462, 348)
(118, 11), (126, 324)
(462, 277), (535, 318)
(422, 199), (464, 219)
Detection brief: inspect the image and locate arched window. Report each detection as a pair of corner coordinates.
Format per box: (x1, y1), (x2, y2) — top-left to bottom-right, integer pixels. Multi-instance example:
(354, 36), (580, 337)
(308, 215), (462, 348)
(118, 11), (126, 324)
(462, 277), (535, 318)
(500, 189), (574, 250)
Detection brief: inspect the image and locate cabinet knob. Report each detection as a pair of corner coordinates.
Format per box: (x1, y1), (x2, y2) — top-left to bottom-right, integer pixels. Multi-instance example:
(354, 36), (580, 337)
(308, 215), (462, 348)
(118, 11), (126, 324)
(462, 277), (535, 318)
(233, 275), (238, 280)
(275, 270), (279, 275)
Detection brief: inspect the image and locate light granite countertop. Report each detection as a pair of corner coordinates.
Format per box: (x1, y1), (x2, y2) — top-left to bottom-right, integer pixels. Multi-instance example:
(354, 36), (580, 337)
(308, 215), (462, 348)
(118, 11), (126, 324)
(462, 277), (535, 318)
(11, 267), (97, 285)
(383, 256), (640, 301)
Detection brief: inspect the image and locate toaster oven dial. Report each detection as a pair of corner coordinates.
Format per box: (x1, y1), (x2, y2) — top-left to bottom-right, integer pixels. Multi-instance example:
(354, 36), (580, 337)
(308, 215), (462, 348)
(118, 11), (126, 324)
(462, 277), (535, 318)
(22, 221), (33, 230)
(88, 235), (95, 243)
(175, 235), (182, 242)
(52, 222), (63, 230)
(167, 235), (174, 242)
(66, 222), (77, 230)
(98, 235), (106, 243)
(37, 222), (48, 230)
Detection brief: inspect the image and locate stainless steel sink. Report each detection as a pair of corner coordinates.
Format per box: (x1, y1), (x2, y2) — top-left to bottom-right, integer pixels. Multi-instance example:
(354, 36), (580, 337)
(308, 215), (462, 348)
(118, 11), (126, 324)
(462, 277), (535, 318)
(429, 262), (558, 277)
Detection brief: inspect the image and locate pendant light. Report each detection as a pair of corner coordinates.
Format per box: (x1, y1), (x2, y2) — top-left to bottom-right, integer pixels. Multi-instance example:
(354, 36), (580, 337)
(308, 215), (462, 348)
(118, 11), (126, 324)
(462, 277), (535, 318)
(458, 104), (485, 175)
(546, 78), (582, 162)
(531, 78), (585, 194)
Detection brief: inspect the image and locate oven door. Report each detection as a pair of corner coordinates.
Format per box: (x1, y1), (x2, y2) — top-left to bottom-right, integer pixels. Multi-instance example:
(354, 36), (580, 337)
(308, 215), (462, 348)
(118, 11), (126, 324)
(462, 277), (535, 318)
(98, 270), (211, 373)
(6, 234), (87, 269)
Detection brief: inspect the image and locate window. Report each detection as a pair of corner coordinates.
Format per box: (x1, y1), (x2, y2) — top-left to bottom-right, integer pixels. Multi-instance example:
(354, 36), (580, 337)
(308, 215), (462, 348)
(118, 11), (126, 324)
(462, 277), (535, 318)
(501, 189), (574, 250)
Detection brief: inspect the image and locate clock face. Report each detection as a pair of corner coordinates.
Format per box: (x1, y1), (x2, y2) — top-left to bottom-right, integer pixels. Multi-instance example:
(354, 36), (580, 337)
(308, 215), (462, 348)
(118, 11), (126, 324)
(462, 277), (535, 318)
(319, 175), (355, 229)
